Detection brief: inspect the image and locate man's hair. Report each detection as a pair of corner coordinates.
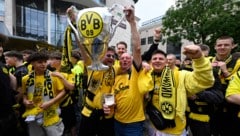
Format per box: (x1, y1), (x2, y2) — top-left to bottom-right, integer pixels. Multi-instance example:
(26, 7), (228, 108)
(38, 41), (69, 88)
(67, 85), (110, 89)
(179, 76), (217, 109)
(21, 49), (35, 55)
(4, 50), (23, 60)
(198, 44), (210, 52)
(167, 53), (176, 59)
(0, 33), (8, 47)
(28, 52), (49, 63)
(107, 47), (116, 53)
(116, 41), (128, 48)
(71, 50), (81, 60)
(216, 36), (234, 45)
(151, 49), (167, 58)
(49, 51), (62, 60)
(184, 57), (192, 61)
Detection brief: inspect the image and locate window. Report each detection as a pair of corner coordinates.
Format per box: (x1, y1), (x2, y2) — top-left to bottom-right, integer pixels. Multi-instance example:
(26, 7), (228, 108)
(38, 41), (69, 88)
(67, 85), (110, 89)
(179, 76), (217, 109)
(141, 38), (146, 45)
(94, 0), (106, 5)
(0, 0), (4, 16)
(16, 0), (85, 46)
(148, 36), (153, 44)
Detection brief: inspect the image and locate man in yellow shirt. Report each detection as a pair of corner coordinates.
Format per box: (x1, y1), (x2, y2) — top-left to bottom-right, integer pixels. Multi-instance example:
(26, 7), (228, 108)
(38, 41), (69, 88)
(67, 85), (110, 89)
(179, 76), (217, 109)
(22, 52), (66, 136)
(66, 5), (118, 136)
(105, 5), (147, 136)
(114, 41), (128, 68)
(139, 45), (214, 135)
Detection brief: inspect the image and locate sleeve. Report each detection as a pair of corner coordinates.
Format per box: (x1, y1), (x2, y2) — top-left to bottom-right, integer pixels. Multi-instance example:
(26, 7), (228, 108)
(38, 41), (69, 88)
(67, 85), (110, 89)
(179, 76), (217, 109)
(53, 77), (65, 94)
(67, 73), (75, 84)
(141, 43), (159, 62)
(185, 56), (215, 94)
(138, 68), (154, 94)
(225, 71), (240, 97)
(196, 72), (224, 104)
(15, 71), (23, 87)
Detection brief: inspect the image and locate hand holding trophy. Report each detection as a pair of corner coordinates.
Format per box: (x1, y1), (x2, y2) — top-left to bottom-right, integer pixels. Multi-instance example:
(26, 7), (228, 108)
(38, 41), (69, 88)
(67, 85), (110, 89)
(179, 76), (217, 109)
(67, 4), (126, 71)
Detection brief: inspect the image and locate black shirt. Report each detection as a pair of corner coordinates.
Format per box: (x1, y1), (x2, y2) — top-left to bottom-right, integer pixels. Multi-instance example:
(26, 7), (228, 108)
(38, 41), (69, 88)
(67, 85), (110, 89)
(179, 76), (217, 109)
(0, 62), (15, 117)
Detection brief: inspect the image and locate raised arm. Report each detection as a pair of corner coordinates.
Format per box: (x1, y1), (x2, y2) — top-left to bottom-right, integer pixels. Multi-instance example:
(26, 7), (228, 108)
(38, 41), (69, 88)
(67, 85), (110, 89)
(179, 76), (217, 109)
(66, 6), (91, 66)
(124, 5), (141, 68)
(142, 27), (161, 62)
(183, 45), (214, 93)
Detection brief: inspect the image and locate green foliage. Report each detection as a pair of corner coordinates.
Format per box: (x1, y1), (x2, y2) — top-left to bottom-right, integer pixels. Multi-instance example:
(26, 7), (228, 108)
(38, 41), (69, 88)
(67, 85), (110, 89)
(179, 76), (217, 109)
(162, 0), (240, 54)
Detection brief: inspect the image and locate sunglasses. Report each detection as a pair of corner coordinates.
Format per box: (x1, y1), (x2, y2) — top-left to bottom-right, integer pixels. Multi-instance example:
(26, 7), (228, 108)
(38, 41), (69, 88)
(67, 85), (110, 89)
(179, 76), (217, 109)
(106, 54), (115, 58)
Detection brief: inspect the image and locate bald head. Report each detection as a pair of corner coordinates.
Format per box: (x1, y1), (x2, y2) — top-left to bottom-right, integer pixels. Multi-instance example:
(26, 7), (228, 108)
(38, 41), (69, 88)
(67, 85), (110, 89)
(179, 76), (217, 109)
(167, 54), (177, 69)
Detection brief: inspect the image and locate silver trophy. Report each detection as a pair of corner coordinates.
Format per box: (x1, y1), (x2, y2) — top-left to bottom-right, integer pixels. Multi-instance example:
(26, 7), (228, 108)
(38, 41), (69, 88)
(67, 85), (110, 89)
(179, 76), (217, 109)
(67, 4), (126, 71)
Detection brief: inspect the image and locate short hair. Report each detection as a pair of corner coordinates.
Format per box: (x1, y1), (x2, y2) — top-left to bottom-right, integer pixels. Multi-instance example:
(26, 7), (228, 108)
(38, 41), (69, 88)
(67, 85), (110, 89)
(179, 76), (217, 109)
(151, 49), (167, 58)
(216, 36), (234, 45)
(49, 51), (62, 60)
(21, 49), (35, 55)
(184, 57), (192, 61)
(167, 53), (176, 59)
(198, 44), (210, 52)
(116, 41), (128, 48)
(4, 50), (23, 60)
(28, 52), (49, 63)
(71, 50), (81, 60)
(107, 47), (116, 53)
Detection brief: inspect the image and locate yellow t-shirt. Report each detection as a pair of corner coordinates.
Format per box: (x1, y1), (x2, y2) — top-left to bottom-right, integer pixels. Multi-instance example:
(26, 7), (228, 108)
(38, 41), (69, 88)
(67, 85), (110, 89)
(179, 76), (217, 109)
(113, 65), (145, 123)
(81, 67), (115, 117)
(114, 59), (120, 68)
(226, 71), (240, 97)
(22, 73), (64, 126)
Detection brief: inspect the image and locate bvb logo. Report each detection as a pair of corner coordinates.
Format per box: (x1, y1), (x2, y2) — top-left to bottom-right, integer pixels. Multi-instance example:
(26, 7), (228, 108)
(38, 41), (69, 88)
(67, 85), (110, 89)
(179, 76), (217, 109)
(161, 102), (173, 114)
(78, 11), (103, 38)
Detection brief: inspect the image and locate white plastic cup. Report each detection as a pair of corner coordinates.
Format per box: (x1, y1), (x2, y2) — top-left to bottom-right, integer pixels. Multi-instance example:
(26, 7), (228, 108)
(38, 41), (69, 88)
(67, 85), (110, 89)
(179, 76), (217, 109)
(104, 94), (115, 106)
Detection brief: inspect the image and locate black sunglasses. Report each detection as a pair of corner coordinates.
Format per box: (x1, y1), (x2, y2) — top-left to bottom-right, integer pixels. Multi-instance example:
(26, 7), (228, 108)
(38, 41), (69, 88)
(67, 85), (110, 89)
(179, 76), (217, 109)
(106, 54), (115, 58)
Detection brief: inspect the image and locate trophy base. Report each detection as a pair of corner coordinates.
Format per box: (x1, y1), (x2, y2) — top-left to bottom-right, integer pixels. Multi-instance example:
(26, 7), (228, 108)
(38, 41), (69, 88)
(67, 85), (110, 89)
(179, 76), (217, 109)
(87, 64), (109, 71)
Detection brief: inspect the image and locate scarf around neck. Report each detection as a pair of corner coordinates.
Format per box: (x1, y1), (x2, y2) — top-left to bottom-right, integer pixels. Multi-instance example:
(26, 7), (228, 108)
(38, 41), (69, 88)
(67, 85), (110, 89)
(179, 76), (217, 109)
(26, 70), (53, 102)
(23, 70), (60, 127)
(158, 66), (176, 120)
(23, 70), (53, 117)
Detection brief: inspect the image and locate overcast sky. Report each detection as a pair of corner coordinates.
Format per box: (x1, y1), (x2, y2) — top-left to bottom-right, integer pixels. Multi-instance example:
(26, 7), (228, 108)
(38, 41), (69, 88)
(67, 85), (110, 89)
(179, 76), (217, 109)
(135, 0), (175, 25)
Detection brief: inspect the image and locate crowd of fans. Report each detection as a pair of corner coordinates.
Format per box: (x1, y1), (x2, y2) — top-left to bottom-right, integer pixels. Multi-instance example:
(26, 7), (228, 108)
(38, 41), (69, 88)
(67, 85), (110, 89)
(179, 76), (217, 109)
(0, 5), (240, 136)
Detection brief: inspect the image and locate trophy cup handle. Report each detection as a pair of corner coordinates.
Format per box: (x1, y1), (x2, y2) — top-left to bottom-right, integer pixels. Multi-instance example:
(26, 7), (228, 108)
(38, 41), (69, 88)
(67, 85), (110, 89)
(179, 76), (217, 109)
(67, 18), (79, 39)
(66, 6), (80, 41)
(108, 4), (126, 41)
(66, 6), (94, 62)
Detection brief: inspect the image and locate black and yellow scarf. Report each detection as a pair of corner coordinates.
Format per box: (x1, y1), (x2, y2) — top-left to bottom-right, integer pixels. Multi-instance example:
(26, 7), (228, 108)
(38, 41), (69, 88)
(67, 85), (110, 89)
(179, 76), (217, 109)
(23, 70), (53, 117)
(23, 70), (61, 126)
(61, 25), (73, 73)
(159, 66), (176, 120)
(26, 70), (53, 103)
(151, 66), (176, 128)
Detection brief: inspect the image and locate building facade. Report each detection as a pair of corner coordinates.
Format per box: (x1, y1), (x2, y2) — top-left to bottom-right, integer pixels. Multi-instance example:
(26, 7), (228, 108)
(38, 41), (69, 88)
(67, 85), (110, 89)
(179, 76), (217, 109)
(0, 0), (135, 52)
(139, 16), (167, 54)
(139, 15), (191, 61)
